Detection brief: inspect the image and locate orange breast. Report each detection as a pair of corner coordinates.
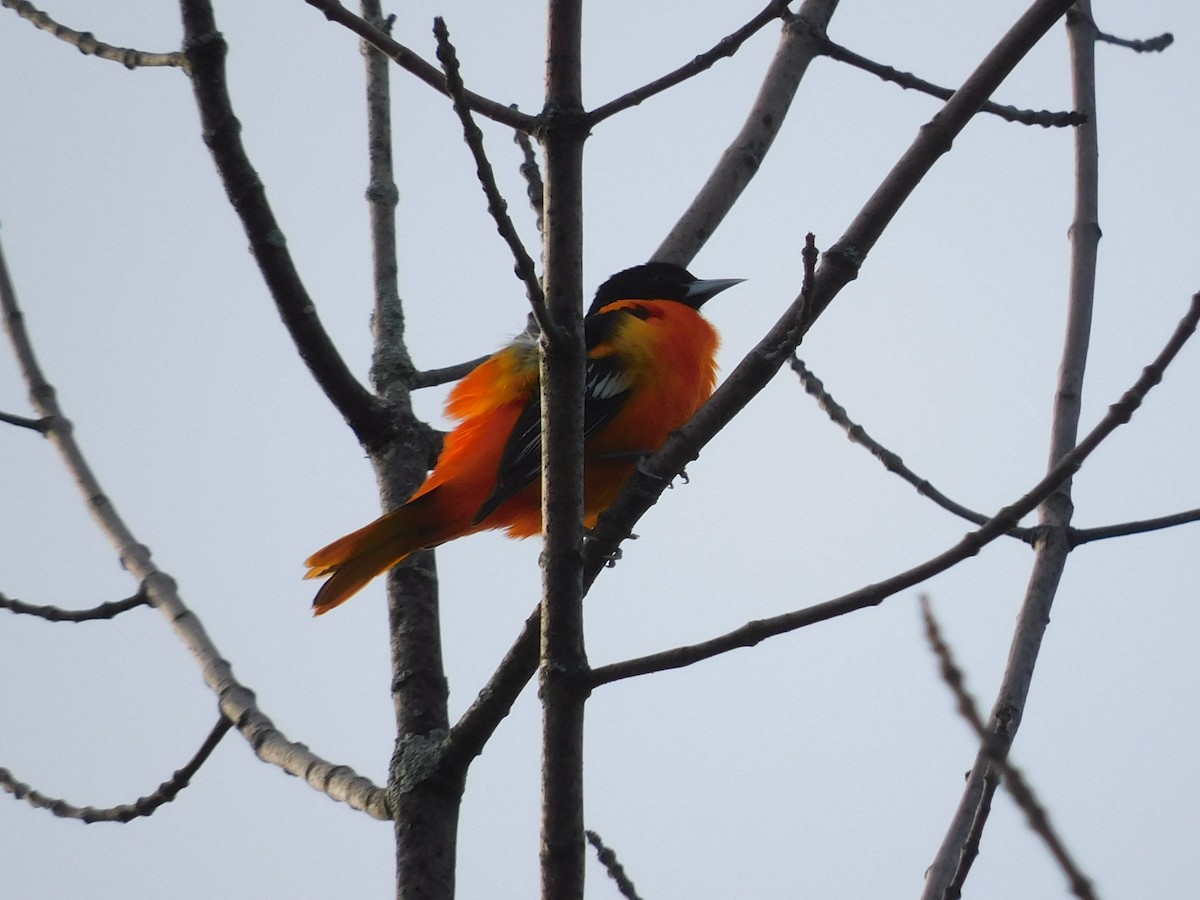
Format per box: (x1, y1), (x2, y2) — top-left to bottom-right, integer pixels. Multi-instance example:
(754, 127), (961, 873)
(580, 299), (719, 517)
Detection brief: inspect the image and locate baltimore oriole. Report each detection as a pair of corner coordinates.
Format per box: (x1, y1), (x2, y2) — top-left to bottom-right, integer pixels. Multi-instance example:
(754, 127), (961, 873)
(304, 262), (742, 614)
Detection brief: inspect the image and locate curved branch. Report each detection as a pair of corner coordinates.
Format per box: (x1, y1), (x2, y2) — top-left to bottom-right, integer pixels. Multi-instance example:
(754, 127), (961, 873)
(2, 0), (187, 69)
(179, 0), (390, 448)
(1, 716), (233, 823)
(302, 0), (535, 132)
(587, 0), (792, 125)
(790, 356), (1035, 541)
(0, 230), (391, 820)
(0, 588), (150, 621)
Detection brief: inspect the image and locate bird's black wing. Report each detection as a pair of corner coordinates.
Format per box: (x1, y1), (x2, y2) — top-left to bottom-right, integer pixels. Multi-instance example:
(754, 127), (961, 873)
(470, 306), (644, 525)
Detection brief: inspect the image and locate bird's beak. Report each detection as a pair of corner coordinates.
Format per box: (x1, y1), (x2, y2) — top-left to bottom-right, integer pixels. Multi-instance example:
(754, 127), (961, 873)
(684, 277), (745, 306)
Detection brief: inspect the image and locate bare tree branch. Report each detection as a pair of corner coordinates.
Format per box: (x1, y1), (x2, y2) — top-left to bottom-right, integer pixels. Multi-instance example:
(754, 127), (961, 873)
(302, 0), (535, 132)
(179, 0), (390, 449)
(446, 0), (1080, 776)
(356, 2), (462, 892)
(948, 765), (1000, 900)
(514, 123), (545, 236)
(589, 291), (1200, 686)
(1, 716), (233, 823)
(1071, 508), (1200, 545)
(587, 0), (792, 125)
(586, 830), (643, 900)
(0, 226), (391, 820)
(595, 0), (1084, 590)
(820, 37), (1085, 128)
(0, 408), (48, 431)
(0, 588), (150, 621)
(923, 7), (1103, 893)
(790, 355), (1035, 541)
(920, 597), (1099, 900)
(1095, 29), (1173, 53)
(433, 17), (553, 338)
(411, 354), (491, 389)
(360, 3), (412, 404)
(539, 1), (590, 895)
(2, 0), (187, 69)
(654, 0), (841, 264)
(1090, 13), (1174, 54)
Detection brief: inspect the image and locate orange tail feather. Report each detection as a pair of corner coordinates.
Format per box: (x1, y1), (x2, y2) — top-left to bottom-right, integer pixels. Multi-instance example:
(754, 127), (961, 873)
(304, 491), (440, 615)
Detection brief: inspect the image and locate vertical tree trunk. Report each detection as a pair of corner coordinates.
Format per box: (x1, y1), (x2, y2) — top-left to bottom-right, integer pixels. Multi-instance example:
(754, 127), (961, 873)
(539, 2), (589, 898)
(358, 4), (461, 898)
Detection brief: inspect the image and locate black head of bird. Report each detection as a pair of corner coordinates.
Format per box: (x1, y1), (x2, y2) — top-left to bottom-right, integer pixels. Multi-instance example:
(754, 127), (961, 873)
(587, 262), (744, 316)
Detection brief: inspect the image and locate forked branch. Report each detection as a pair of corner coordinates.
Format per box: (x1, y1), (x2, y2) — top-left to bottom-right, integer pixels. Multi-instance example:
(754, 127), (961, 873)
(587, 290), (1198, 683)
(180, 0), (388, 448)
(0, 227), (390, 819)
(303, 0), (534, 131)
(447, 0), (1080, 771)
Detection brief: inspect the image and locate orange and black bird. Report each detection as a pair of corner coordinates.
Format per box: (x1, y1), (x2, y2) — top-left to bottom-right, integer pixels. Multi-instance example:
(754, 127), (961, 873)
(304, 262), (742, 614)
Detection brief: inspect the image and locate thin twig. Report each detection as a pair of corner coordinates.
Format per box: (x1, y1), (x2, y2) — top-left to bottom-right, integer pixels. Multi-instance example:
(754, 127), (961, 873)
(585, 830), (644, 900)
(0, 408), (48, 431)
(588, 0), (792, 124)
(920, 598), (1099, 900)
(2, 0), (187, 70)
(432, 17), (553, 339)
(0, 716), (233, 823)
(1071, 508), (1200, 545)
(411, 353), (491, 389)
(303, 0), (534, 131)
(360, 0), (413, 403)
(513, 120), (545, 237)
(1093, 19), (1173, 54)
(589, 292), (1200, 686)
(949, 766), (1000, 900)
(1095, 29), (1173, 53)
(0, 588), (150, 622)
(1, 219), (390, 819)
(821, 37), (1085, 128)
(790, 356), (1034, 541)
(795, 232), (819, 329)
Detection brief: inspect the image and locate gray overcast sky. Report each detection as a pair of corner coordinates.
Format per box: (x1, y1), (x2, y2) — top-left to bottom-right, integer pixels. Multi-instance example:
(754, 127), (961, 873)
(2, 2), (1198, 898)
